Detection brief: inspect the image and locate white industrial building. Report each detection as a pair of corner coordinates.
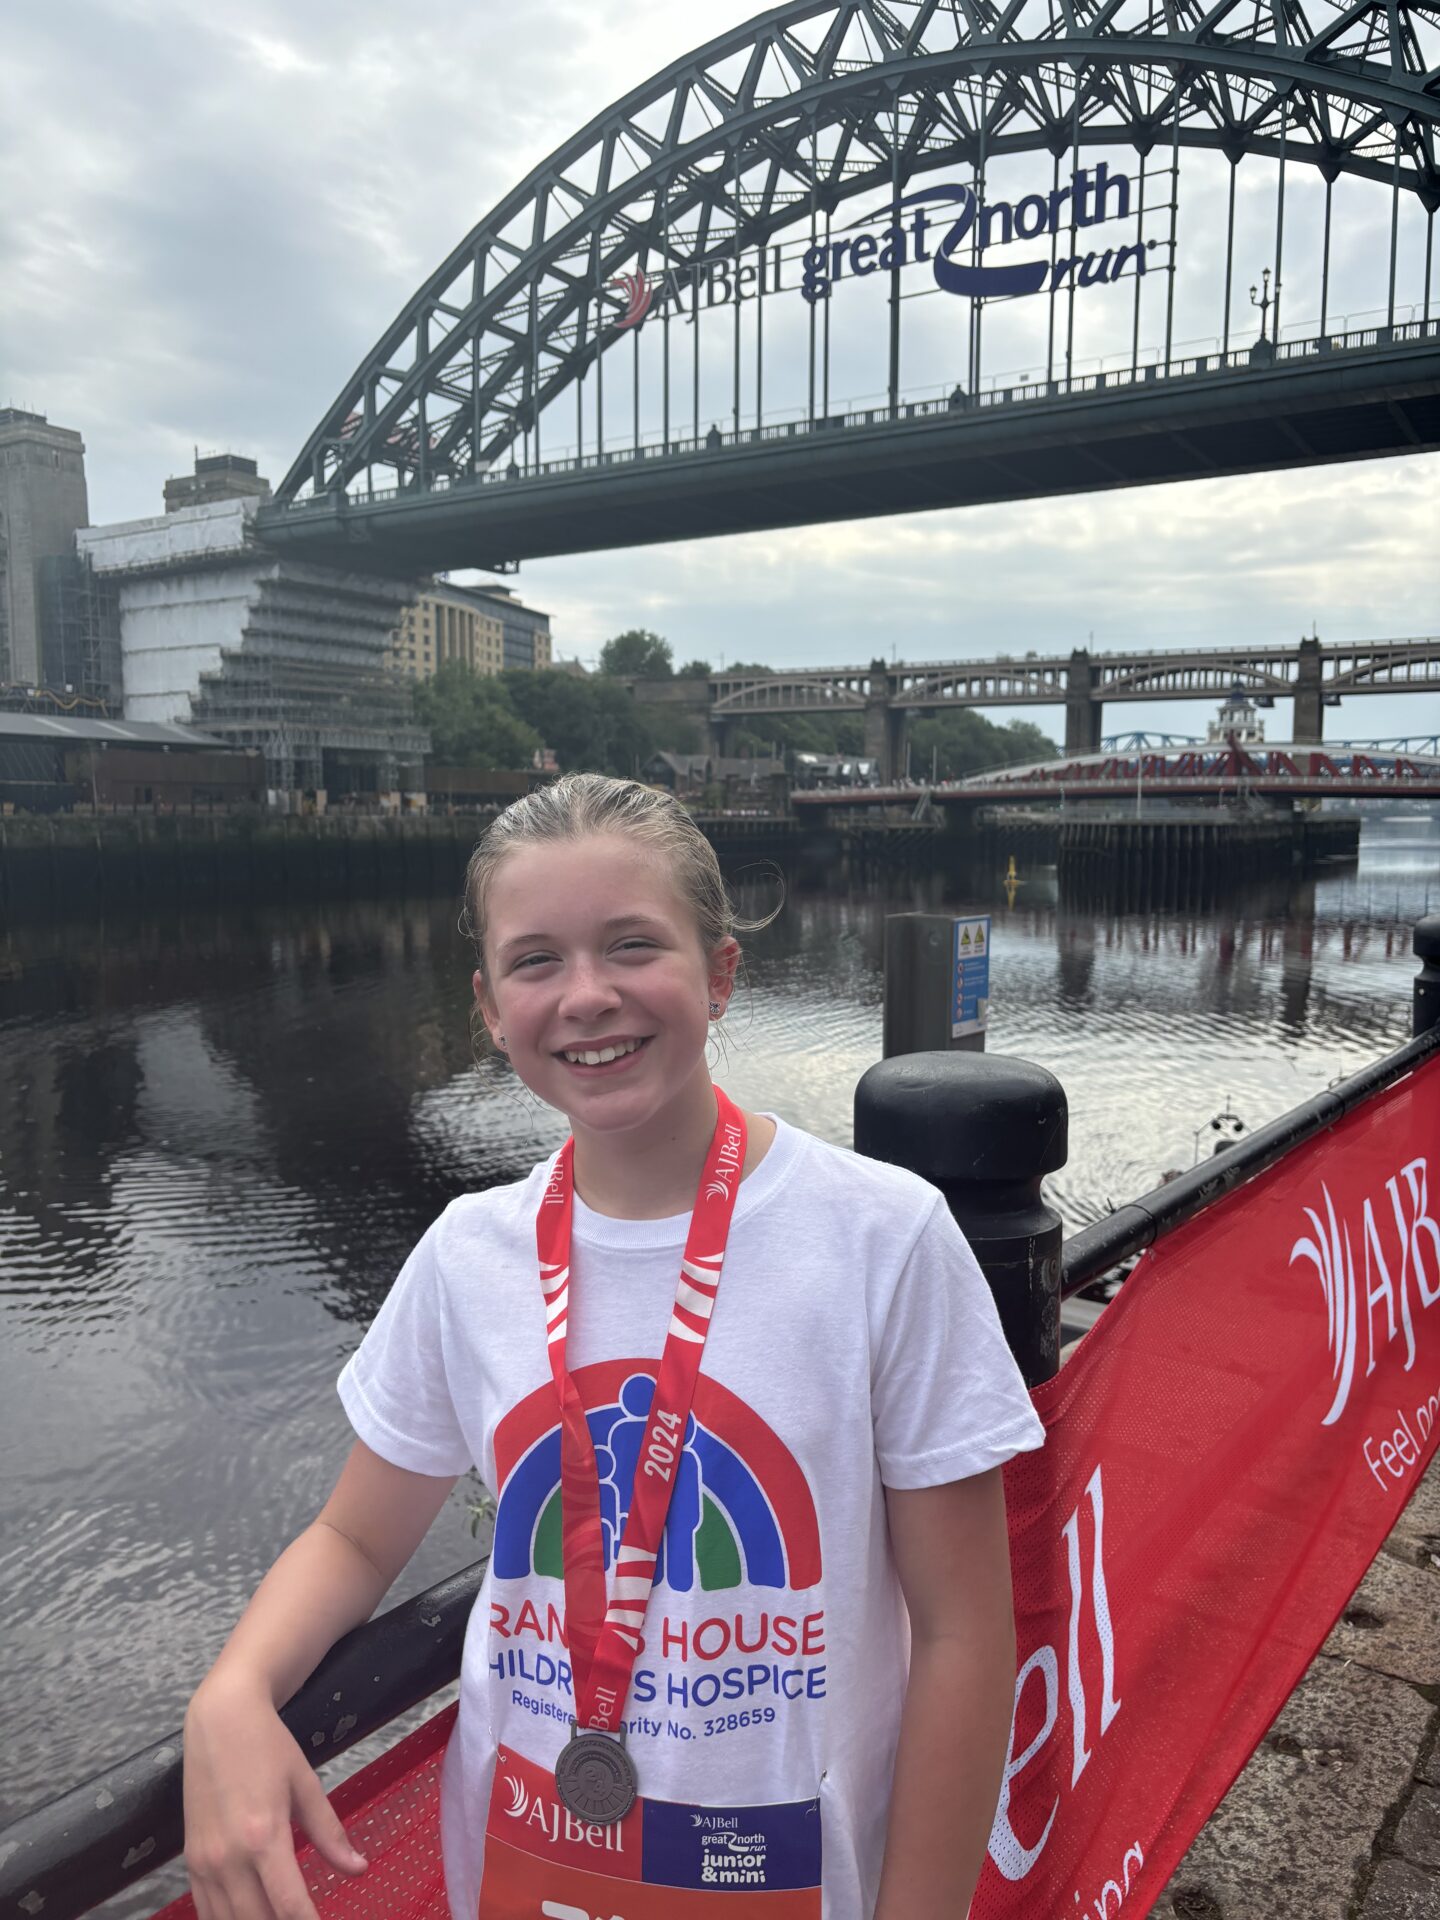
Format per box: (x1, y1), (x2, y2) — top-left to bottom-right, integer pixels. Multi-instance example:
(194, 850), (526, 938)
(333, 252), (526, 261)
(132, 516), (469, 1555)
(77, 498), (428, 797)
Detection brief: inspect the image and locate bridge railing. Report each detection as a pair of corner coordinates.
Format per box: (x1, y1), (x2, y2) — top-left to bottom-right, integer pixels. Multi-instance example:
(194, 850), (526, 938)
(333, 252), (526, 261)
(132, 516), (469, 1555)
(276, 315), (1440, 511)
(4, 921), (1439, 1920)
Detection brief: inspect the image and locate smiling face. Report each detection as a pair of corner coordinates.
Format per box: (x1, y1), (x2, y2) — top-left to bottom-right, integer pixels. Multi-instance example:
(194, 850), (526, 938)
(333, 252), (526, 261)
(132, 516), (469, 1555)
(474, 833), (739, 1142)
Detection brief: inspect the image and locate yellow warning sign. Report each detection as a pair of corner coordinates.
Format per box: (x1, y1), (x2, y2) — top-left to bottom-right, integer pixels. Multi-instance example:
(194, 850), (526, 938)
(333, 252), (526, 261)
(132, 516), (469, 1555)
(951, 914), (993, 1041)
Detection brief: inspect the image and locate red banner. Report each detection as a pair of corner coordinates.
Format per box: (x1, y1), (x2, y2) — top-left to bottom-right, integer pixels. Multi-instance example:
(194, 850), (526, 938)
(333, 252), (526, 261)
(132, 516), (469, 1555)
(154, 1049), (1440, 1920)
(972, 1047), (1440, 1918)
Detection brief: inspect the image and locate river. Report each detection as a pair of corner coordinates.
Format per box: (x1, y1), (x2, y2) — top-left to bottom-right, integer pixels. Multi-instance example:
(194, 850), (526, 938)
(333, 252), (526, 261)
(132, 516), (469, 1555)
(1, 817), (1434, 1892)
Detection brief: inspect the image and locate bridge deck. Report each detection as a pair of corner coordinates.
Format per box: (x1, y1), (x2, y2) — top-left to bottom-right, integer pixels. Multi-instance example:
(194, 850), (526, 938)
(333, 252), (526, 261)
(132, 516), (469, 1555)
(795, 774), (1440, 804)
(258, 330), (1440, 575)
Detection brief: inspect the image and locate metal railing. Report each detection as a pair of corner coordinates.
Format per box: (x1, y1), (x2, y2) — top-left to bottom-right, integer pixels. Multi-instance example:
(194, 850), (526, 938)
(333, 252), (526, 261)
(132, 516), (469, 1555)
(276, 315), (1440, 512)
(3, 915), (1438, 1920)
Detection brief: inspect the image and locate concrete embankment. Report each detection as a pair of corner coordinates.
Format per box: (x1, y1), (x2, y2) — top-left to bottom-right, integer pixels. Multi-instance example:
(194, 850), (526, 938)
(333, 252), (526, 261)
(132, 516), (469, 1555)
(1155, 1449), (1440, 1920)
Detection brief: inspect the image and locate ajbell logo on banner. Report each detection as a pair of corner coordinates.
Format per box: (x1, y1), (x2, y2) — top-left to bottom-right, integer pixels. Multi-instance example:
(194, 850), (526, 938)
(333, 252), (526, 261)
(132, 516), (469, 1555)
(972, 1056), (1440, 1919)
(1290, 1159), (1440, 1428)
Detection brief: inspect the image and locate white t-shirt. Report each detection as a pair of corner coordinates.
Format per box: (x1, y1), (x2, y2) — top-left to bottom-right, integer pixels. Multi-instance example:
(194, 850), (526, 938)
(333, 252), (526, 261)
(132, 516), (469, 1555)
(338, 1117), (1045, 1920)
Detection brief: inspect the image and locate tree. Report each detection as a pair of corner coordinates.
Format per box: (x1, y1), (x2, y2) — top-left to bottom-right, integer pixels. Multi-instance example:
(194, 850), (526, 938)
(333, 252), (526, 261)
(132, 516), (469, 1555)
(677, 659), (714, 679)
(598, 629), (673, 678)
(996, 720), (1057, 766)
(638, 705), (702, 754)
(412, 664), (541, 768)
(733, 715), (864, 758)
(906, 710), (1058, 780)
(502, 669), (658, 776)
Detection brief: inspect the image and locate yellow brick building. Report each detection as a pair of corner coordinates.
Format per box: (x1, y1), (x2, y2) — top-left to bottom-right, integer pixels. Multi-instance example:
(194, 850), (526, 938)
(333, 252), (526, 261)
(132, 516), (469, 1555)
(389, 584), (506, 680)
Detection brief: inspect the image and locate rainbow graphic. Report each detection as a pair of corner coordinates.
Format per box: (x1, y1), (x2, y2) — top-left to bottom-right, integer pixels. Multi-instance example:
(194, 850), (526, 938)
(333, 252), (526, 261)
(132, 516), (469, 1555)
(492, 1360), (822, 1593)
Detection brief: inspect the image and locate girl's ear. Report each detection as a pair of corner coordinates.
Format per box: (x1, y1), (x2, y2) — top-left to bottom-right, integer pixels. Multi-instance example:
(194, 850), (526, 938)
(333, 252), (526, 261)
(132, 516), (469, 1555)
(473, 968), (503, 1048)
(708, 937), (741, 1016)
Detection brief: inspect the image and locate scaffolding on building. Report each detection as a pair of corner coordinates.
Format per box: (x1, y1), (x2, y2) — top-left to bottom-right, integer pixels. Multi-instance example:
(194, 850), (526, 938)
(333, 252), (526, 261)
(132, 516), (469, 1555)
(0, 513), (10, 685)
(35, 554), (122, 710)
(186, 560), (428, 793)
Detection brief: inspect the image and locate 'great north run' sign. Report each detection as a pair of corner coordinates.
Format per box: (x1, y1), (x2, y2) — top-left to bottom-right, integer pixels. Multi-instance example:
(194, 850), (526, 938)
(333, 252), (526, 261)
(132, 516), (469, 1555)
(607, 164), (1151, 329)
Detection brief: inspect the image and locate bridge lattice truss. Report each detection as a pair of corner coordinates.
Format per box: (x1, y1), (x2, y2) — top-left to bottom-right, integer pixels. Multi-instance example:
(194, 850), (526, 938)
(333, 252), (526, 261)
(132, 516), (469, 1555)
(278, 0), (1440, 506)
(709, 638), (1440, 712)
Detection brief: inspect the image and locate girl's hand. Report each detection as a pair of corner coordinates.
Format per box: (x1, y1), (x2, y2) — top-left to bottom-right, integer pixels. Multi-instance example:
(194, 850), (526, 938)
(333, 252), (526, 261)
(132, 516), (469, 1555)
(183, 1675), (367, 1920)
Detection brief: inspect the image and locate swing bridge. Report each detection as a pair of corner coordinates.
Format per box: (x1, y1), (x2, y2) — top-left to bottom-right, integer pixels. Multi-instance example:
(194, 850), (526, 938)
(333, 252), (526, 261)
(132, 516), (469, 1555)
(789, 738), (1440, 804)
(251, 0), (1440, 576)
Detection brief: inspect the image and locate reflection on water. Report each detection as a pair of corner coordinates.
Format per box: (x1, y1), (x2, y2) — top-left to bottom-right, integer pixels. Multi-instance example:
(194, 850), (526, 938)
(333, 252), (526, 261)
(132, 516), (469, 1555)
(0, 820), (1435, 1841)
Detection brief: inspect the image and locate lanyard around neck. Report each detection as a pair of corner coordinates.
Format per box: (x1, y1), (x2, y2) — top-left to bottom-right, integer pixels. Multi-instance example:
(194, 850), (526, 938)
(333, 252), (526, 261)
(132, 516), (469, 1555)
(534, 1088), (748, 1734)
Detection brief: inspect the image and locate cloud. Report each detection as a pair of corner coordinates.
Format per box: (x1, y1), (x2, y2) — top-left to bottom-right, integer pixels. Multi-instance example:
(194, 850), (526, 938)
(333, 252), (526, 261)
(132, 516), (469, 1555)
(5, 0), (1438, 738)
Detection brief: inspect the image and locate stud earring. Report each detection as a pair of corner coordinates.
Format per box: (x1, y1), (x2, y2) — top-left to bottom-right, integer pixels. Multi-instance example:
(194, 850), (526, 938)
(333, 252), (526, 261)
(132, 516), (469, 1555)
(497, 1033), (508, 1050)
(709, 1001), (721, 1018)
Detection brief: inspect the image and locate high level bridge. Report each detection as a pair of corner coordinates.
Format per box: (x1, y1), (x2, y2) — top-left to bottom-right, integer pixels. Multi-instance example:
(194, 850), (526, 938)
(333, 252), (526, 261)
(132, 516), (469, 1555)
(698, 634), (1440, 772)
(252, 0), (1440, 575)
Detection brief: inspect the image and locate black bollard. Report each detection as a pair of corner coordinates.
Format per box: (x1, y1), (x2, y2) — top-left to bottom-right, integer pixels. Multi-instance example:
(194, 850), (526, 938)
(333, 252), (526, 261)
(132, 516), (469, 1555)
(1416, 915), (1440, 1038)
(854, 1052), (1068, 1386)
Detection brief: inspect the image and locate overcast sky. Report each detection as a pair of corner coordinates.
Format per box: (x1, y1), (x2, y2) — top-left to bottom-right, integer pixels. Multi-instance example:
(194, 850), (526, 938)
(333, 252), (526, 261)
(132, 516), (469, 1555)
(4, 0), (1437, 742)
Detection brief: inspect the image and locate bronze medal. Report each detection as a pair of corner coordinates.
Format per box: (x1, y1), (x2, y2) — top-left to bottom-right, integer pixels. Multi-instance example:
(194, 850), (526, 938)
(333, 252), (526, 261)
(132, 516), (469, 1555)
(555, 1724), (638, 1826)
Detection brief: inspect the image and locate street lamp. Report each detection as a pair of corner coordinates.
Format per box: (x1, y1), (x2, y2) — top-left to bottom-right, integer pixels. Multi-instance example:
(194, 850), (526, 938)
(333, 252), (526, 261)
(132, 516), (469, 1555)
(1249, 267), (1274, 343)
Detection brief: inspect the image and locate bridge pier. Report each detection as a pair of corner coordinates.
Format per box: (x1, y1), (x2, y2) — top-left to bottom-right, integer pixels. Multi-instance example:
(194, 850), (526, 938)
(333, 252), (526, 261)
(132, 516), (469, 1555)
(1065, 649), (1104, 754)
(889, 710), (908, 781)
(1293, 635), (1324, 744)
(863, 661), (904, 782)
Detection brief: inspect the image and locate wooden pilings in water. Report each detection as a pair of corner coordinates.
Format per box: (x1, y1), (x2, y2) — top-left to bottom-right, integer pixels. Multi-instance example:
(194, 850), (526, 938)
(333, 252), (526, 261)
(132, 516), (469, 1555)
(1057, 812), (1360, 908)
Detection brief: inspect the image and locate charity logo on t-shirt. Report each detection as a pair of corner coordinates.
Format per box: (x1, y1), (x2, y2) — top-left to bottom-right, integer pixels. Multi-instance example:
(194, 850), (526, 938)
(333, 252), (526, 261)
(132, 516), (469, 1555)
(494, 1359), (822, 1589)
(487, 1358), (826, 1722)
(481, 1358), (828, 1914)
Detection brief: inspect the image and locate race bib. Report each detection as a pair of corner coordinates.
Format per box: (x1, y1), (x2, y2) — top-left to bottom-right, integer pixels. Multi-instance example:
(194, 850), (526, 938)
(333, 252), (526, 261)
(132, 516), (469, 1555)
(478, 1745), (822, 1917)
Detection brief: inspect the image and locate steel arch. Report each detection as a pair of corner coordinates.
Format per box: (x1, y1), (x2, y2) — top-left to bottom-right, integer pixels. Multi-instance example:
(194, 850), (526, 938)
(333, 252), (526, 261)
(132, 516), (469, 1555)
(1094, 659), (1297, 697)
(712, 676), (869, 712)
(277, 0), (1440, 507)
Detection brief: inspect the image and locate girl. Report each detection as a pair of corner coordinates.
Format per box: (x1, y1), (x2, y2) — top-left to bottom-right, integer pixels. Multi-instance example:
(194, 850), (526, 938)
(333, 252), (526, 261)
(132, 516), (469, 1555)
(183, 773), (1044, 1920)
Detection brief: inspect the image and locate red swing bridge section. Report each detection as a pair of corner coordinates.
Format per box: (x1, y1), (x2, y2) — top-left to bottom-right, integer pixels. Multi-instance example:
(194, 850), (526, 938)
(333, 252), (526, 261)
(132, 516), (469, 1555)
(792, 740), (1440, 808)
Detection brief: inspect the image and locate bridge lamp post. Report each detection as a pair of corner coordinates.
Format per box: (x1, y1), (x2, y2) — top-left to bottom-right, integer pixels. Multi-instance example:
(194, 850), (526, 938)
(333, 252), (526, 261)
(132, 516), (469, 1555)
(1249, 268), (1277, 363)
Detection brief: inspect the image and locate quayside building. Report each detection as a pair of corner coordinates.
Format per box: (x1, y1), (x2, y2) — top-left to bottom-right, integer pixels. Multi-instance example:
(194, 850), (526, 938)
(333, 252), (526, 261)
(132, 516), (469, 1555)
(77, 495), (428, 798)
(0, 409), (96, 694)
(388, 579), (552, 683)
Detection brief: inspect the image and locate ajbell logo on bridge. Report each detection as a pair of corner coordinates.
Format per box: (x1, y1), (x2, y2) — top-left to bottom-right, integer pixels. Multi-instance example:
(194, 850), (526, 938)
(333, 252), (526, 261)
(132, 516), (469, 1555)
(803, 165), (1151, 301)
(608, 163), (1148, 329)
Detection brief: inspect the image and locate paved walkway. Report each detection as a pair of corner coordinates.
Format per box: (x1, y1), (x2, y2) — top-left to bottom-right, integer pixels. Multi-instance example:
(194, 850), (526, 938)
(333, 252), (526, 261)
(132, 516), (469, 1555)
(1152, 1452), (1440, 1920)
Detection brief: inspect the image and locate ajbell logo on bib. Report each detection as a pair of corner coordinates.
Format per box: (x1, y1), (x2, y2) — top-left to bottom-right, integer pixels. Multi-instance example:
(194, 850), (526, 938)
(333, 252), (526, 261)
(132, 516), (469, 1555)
(493, 1748), (642, 1876)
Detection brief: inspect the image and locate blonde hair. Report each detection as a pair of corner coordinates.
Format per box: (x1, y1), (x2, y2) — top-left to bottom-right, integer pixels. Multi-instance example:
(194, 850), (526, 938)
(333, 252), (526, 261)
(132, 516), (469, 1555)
(462, 773), (780, 990)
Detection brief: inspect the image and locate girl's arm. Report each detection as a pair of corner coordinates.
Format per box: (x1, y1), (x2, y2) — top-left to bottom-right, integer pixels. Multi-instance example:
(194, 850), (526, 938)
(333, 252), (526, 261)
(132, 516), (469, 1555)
(873, 1468), (1018, 1920)
(183, 1439), (458, 1920)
